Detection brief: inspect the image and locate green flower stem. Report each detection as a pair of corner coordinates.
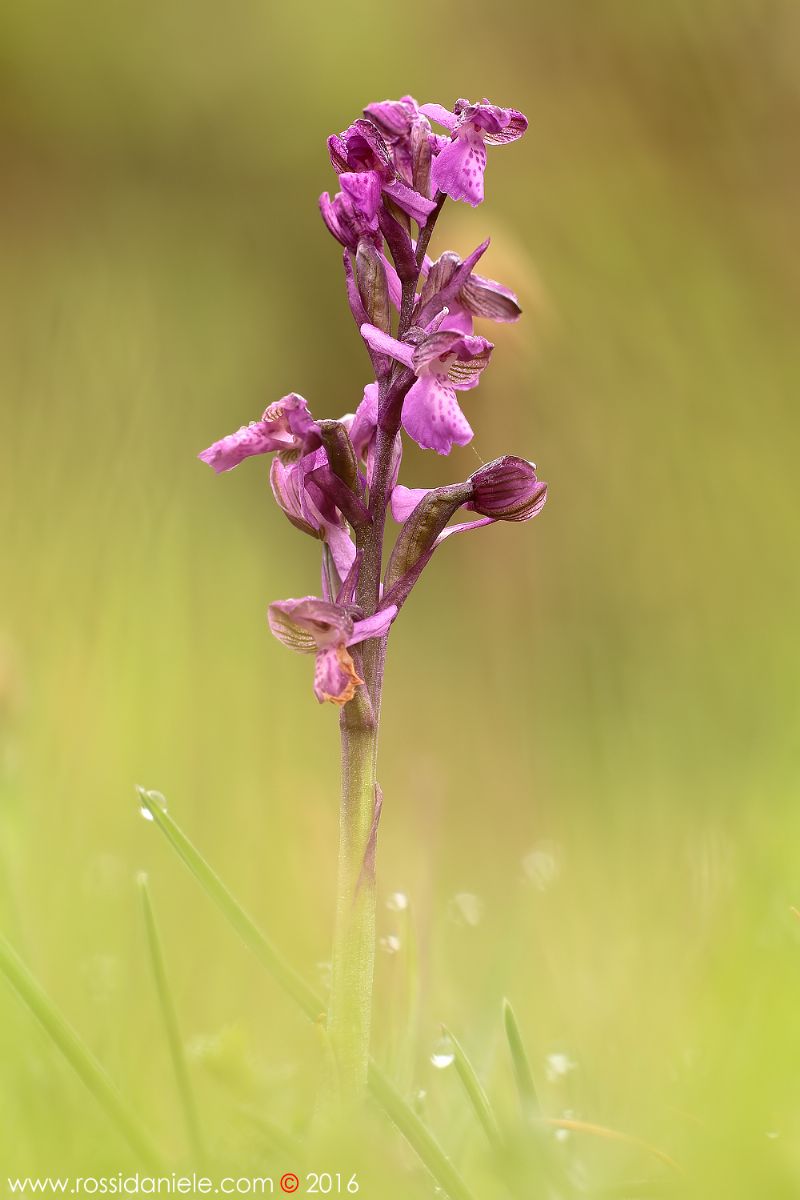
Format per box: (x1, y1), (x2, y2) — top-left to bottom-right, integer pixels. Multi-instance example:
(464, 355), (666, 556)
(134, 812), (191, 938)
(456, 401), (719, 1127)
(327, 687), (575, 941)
(327, 698), (379, 1098)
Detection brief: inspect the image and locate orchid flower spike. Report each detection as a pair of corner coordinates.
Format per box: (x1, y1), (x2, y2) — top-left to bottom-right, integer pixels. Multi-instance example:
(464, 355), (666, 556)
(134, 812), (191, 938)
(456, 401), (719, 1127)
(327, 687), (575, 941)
(200, 91), (541, 712)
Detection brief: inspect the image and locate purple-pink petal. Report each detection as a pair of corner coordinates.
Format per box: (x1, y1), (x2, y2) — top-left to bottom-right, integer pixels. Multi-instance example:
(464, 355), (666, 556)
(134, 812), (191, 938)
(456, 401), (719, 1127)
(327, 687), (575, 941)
(199, 393), (317, 473)
(199, 420), (281, 473)
(436, 516), (495, 541)
(360, 324), (415, 369)
(347, 383), (379, 461)
(348, 605), (398, 645)
(339, 170), (382, 219)
(364, 96), (420, 138)
(382, 179), (437, 224)
(420, 102), (459, 132)
(390, 486), (431, 522)
(402, 376), (474, 455)
(325, 524), (358, 581)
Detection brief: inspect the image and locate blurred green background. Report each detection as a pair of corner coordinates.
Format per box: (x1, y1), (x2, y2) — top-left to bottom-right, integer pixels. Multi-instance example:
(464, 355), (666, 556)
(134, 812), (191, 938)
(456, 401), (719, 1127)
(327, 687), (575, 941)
(2, 1), (800, 1195)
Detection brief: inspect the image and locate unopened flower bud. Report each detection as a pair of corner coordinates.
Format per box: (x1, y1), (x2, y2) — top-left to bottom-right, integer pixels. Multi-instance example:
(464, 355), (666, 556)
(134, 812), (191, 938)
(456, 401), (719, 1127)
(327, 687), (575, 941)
(356, 239), (391, 333)
(417, 251), (459, 311)
(469, 456), (547, 521)
(318, 420), (360, 490)
(409, 120), (432, 198)
(384, 482), (474, 602)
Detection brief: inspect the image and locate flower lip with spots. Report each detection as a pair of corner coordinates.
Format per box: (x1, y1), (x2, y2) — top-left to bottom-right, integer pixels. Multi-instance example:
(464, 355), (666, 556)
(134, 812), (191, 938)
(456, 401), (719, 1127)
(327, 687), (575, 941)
(360, 323), (494, 455)
(421, 98), (528, 207)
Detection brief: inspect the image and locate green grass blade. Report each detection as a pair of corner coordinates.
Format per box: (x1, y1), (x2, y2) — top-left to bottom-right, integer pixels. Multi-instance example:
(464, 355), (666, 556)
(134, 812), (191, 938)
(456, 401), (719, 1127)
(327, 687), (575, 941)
(366, 1064), (477, 1200)
(137, 788), (322, 1022)
(0, 931), (163, 1169)
(138, 872), (204, 1164)
(441, 1025), (502, 1152)
(503, 998), (540, 1122)
(140, 790), (477, 1200)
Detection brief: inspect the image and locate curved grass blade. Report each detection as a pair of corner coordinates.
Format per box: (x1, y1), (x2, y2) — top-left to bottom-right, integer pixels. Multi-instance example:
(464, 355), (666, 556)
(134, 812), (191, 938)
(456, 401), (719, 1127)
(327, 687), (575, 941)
(138, 872), (204, 1165)
(503, 998), (540, 1123)
(536, 1117), (682, 1175)
(0, 931), (163, 1169)
(441, 1025), (502, 1153)
(140, 790), (476, 1200)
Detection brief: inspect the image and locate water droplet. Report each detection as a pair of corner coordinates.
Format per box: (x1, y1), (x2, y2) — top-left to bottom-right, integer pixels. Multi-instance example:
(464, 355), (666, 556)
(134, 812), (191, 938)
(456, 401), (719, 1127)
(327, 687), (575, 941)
(380, 934), (401, 955)
(545, 1052), (577, 1082)
(386, 891), (409, 912)
(136, 786), (167, 822)
(554, 1127), (570, 1143)
(449, 892), (484, 926)
(431, 1036), (455, 1069)
(766, 1130), (781, 1140)
(522, 841), (562, 891)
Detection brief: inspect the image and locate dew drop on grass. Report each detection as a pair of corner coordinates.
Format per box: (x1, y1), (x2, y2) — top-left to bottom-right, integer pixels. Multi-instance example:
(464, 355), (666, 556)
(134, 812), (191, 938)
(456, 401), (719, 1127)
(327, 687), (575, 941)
(136, 786), (167, 822)
(386, 891), (409, 912)
(430, 1036), (455, 1069)
(380, 934), (401, 954)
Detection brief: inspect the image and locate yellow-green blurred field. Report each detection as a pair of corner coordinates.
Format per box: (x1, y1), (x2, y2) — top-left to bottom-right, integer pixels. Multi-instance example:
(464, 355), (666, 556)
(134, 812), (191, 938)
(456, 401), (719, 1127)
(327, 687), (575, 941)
(2, 2), (800, 1196)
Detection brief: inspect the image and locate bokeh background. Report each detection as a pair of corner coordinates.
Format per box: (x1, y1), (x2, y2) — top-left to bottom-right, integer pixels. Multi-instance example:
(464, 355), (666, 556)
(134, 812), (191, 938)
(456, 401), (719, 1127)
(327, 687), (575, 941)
(2, 1), (800, 1195)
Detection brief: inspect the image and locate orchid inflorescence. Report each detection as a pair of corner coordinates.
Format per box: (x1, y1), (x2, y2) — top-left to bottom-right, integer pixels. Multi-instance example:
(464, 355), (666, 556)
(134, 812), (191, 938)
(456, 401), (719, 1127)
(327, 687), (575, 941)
(199, 95), (547, 708)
